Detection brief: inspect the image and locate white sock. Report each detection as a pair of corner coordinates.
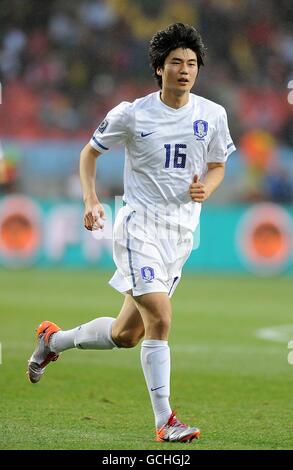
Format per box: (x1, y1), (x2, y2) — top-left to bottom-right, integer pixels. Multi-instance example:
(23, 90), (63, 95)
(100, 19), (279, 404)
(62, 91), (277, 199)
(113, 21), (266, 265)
(141, 339), (172, 429)
(50, 327), (79, 353)
(50, 317), (117, 353)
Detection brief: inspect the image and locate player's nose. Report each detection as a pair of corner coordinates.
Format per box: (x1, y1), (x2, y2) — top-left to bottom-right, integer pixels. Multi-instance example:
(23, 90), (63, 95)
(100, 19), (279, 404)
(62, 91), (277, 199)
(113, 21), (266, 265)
(179, 65), (188, 74)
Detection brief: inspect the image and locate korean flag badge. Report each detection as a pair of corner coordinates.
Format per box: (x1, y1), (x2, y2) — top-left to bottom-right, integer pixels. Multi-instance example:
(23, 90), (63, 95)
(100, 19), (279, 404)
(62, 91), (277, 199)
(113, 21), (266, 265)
(193, 120), (208, 140)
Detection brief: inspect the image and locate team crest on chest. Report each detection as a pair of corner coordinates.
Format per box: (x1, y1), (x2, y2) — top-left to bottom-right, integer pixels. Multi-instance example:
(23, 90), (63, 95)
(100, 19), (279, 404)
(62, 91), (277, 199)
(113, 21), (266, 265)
(141, 266), (155, 283)
(193, 120), (208, 140)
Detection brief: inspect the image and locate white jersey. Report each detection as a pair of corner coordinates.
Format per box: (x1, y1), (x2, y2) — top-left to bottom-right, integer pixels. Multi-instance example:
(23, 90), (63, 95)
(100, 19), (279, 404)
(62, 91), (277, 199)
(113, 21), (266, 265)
(90, 91), (236, 232)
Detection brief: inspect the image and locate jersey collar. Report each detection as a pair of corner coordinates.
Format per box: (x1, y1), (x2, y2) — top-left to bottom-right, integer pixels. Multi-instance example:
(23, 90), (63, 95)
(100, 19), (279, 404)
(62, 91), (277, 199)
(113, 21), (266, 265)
(155, 91), (193, 113)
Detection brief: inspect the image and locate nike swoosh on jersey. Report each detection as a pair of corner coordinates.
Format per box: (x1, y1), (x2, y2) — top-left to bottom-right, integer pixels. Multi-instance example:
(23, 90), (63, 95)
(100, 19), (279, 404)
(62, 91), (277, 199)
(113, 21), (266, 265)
(141, 131), (156, 137)
(150, 385), (165, 391)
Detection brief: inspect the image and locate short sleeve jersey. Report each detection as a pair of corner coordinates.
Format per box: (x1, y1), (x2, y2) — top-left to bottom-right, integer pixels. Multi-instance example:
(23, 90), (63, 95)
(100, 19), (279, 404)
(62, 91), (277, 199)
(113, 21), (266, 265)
(90, 91), (236, 232)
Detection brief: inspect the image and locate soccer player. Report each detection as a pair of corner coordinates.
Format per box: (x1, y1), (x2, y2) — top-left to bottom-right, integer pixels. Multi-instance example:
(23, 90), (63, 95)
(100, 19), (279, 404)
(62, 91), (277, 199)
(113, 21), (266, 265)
(27, 23), (235, 443)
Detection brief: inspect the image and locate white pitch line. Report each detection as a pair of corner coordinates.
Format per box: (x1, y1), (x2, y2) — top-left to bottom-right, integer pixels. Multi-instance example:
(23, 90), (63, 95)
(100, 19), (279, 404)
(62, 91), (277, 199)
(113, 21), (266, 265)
(255, 324), (293, 343)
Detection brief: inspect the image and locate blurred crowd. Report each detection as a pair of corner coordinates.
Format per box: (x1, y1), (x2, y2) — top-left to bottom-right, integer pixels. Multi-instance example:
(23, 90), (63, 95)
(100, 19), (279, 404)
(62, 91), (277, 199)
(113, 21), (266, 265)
(0, 0), (292, 202)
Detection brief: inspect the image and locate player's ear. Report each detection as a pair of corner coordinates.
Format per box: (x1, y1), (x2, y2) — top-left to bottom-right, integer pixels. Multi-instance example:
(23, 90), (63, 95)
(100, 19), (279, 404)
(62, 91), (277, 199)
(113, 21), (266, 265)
(156, 67), (162, 76)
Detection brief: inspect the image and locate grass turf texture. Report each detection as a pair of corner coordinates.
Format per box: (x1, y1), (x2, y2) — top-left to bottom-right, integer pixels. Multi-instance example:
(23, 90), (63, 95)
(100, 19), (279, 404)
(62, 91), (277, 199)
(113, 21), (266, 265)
(0, 270), (293, 450)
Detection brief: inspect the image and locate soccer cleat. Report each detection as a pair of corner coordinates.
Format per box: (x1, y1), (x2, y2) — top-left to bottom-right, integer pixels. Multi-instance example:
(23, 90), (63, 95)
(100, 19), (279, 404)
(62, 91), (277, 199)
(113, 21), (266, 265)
(27, 321), (61, 384)
(155, 411), (200, 443)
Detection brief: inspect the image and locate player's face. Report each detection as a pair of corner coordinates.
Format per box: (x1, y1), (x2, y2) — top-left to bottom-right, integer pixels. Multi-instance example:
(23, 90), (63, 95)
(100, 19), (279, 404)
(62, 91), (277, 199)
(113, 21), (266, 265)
(157, 48), (198, 94)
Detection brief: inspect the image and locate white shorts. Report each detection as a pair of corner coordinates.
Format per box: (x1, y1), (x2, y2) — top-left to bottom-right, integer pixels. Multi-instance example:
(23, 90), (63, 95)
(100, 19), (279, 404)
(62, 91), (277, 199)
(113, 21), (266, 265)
(109, 205), (194, 297)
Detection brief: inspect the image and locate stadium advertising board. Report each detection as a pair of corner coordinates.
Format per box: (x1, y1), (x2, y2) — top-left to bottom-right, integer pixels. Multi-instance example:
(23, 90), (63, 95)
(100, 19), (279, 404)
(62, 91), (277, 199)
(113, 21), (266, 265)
(0, 195), (292, 275)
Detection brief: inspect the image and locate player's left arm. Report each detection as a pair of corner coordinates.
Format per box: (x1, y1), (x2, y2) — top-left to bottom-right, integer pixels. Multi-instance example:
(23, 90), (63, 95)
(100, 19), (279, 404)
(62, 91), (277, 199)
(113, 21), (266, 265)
(189, 162), (225, 203)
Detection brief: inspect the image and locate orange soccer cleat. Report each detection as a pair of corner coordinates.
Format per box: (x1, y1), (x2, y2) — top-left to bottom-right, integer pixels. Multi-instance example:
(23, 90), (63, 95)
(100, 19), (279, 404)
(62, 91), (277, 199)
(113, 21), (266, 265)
(156, 411), (200, 443)
(27, 321), (61, 384)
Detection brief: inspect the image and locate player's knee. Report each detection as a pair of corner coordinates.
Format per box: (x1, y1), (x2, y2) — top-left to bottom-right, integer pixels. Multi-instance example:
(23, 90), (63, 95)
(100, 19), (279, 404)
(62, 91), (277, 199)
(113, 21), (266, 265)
(123, 337), (140, 348)
(112, 330), (142, 349)
(151, 315), (171, 335)
(159, 313), (172, 330)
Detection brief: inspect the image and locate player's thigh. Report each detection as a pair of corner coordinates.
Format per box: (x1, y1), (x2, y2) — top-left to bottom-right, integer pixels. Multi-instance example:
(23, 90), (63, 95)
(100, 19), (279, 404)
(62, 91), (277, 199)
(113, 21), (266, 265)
(112, 294), (145, 344)
(133, 292), (172, 333)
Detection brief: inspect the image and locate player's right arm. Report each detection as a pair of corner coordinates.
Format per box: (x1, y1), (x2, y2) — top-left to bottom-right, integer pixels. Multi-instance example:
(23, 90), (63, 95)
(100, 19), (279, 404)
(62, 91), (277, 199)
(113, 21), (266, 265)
(80, 101), (130, 230)
(79, 142), (105, 231)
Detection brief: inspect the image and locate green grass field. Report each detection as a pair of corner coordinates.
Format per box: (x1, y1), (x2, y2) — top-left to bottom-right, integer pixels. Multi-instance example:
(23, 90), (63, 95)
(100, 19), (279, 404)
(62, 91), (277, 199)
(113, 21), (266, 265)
(0, 269), (293, 450)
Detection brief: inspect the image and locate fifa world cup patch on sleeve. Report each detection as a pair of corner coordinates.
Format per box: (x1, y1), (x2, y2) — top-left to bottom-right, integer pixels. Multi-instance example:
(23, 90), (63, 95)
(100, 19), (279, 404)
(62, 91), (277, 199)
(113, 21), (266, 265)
(141, 266), (155, 283)
(98, 119), (109, 133)
(193, 120), (208, 140)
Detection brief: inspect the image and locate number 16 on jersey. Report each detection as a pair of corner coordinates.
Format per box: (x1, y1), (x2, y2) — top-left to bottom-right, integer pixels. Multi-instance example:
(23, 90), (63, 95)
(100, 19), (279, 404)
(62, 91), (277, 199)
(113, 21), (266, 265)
(164, 144), (187, 169)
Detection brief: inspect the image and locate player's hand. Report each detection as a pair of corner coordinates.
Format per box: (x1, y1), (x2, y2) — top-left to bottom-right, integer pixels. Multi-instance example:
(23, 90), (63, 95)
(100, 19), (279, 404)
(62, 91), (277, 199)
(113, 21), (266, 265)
(189, 175), (210, 203)
(83, 200), (106, 231)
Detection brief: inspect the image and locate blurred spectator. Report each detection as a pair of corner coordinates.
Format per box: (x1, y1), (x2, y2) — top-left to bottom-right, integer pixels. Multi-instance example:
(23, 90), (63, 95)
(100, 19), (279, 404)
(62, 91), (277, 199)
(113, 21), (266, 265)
(0, 141), (21, 194)
(264, 167), (293, 203)
(240, 130), (277, 171)
(79, 0), (117, 30)
(0, 28), (26, 79)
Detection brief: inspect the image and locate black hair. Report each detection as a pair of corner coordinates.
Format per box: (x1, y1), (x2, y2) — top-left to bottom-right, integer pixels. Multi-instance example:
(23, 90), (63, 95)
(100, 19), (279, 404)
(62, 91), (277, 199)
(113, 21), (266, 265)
(149, 23), (206, 88)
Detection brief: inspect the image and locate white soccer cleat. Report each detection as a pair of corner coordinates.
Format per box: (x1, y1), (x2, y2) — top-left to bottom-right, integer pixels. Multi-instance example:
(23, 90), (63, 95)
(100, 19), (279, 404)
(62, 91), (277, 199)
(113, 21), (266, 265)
(156, 411), (200, 443)
(27, 320), (61, 384)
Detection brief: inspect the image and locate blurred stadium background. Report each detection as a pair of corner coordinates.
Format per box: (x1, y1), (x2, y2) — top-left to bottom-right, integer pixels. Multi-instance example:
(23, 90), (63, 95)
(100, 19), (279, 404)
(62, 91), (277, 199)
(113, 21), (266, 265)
(0, 0), (293, 450)
(0, 0), (292, 273)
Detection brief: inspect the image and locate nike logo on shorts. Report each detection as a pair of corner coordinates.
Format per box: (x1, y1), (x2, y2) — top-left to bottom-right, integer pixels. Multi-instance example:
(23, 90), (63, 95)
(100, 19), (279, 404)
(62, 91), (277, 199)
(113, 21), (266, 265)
(141, 131), (156, 137)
